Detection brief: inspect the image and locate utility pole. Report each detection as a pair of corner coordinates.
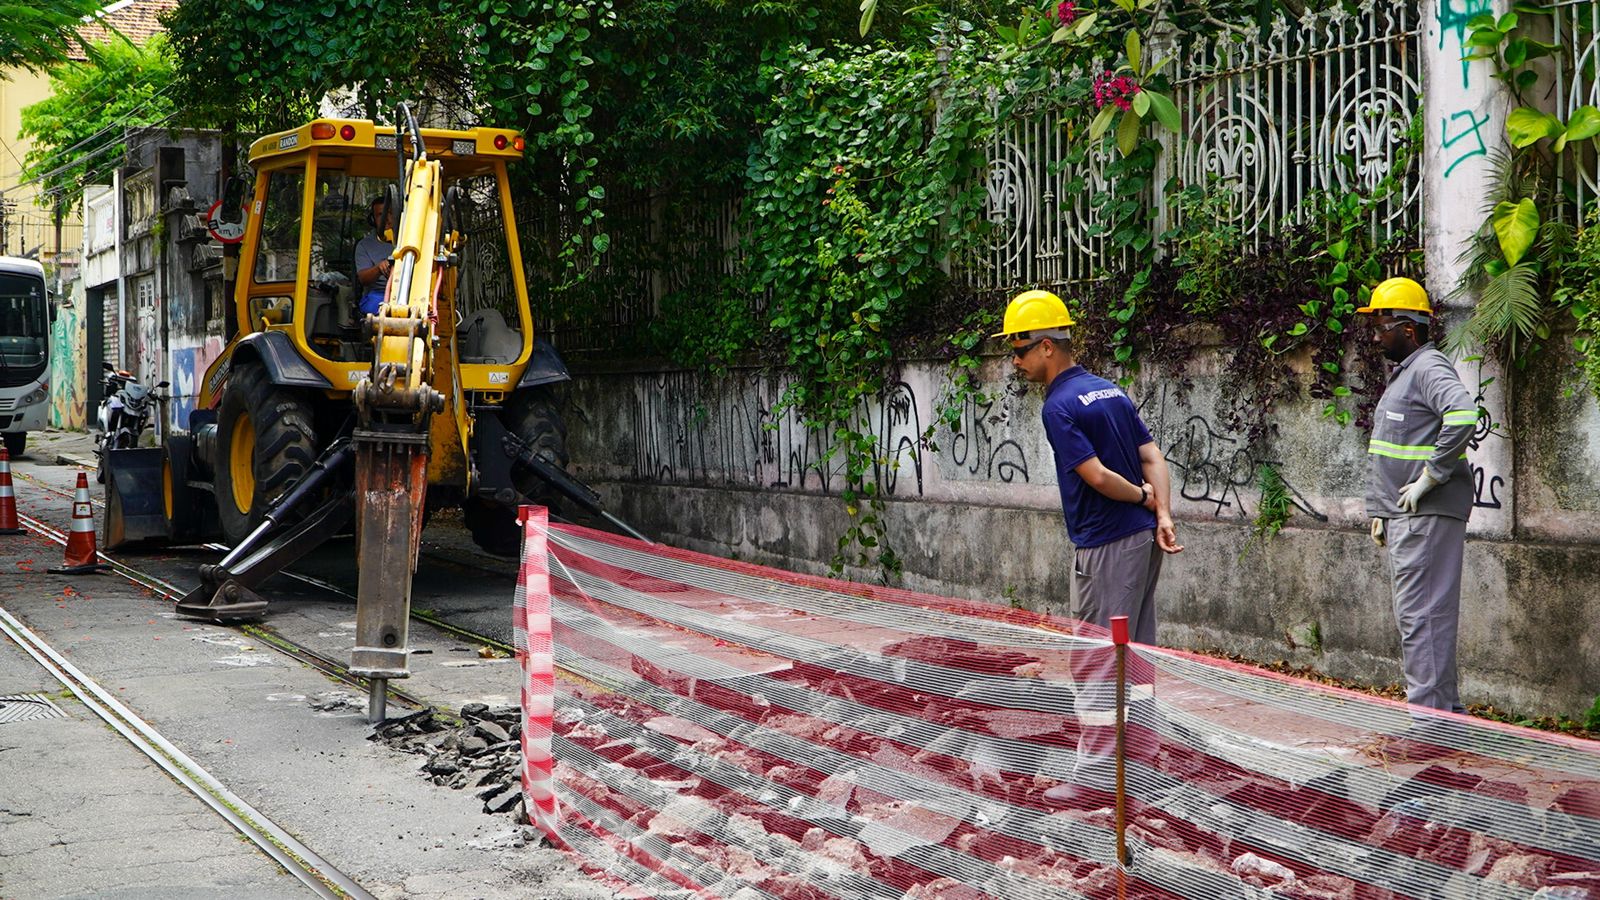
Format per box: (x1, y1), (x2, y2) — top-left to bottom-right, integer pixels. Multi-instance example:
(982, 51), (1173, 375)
(53, 195), (64, 292)
(0, 198), (14, 255)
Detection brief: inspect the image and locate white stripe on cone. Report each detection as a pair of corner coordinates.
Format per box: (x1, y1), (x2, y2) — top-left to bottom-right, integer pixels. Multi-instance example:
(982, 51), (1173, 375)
(0, 448), (17, 532)
(60, 472), (99, 566)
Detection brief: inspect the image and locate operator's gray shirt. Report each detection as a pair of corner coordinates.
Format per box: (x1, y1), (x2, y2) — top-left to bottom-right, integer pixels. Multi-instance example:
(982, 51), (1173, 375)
(1365, 343), (1477, 521)
(355, 232), (393, 293)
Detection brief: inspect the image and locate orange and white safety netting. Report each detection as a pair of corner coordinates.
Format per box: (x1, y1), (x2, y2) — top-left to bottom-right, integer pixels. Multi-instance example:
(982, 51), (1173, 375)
(515, 520), (1600, 899)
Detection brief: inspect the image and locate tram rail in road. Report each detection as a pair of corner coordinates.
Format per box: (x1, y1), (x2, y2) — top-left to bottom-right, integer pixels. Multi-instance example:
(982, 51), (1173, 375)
(0, 599), (375, 900)
(2, 461), (593, 898)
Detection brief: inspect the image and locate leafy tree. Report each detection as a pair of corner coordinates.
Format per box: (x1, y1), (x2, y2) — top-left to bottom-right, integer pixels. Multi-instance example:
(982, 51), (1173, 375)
(160, 0), (476, 135)
(19, 36), (177, 205)
(0, 0), (106, 75)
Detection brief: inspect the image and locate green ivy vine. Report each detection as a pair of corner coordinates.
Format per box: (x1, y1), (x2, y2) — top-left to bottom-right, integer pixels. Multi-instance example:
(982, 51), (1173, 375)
(745, 42), (999, 577)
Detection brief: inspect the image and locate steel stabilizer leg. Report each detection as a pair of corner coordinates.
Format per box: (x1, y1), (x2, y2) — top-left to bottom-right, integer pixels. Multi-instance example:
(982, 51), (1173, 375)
(175, 442), (356, 621)
(349, 436), (428, 723)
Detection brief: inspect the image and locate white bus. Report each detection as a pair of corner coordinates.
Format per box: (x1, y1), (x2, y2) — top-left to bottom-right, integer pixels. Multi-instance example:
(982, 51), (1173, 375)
(0, 257), (52, 458)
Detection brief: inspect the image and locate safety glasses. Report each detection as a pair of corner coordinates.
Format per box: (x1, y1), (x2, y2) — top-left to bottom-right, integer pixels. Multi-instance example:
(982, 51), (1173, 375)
(1010, 338), (1045, 359)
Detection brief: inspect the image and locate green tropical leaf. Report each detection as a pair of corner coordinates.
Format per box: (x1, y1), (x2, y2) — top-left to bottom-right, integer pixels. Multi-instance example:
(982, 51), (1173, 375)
(1088, 103), (1118, 141)
(1115, 108), (1141, 157)
(858, 0), (878, 36)
(1507, 107), (1563, 147)
(1492, 198), (1540, 266)
(1450, 262), (1543, 357)
(1566, 105), (1600, 141)
(1145, 91), (1180, 132)
(1126, 30), (1142, 75)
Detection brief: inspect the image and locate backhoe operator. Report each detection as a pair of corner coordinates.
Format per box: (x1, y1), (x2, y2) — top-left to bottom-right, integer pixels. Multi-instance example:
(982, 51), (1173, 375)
(355, 197), (395, 316)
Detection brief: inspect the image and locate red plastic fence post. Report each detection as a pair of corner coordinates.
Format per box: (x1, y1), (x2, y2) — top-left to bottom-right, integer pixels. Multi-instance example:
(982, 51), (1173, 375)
(1111, 614), (1130, 898)
(517, 505), (559, 838)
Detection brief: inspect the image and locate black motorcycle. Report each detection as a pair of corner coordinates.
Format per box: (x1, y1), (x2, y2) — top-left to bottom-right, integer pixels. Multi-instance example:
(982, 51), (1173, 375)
(94, 363), (168, 482)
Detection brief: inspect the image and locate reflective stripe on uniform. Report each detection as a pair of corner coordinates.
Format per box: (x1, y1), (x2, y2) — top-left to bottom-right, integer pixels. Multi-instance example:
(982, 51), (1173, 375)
(1368, 439), (1433, 459)
(1368, 439), (1468, 461)
(1441, 409), (1478, 426)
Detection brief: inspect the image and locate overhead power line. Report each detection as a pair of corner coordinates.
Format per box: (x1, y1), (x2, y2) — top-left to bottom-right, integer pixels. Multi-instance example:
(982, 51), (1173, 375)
(16, 80), (178, 179)
(4, 108), (181, 200)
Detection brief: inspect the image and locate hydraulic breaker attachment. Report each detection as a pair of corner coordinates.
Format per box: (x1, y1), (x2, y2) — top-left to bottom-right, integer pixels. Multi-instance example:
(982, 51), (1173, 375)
(348, 429), (430, 724)
(102, 447), (166, 549)
(176, 441), (355, 621)
(502, 434), (652, 544)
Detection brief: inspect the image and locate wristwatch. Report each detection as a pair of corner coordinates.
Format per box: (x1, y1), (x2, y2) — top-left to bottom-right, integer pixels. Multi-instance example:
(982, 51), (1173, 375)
(1137, 485), (1150, 506)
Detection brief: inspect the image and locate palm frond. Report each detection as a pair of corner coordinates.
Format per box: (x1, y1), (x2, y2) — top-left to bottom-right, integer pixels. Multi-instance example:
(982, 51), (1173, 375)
(1448, 261), (1543, 356)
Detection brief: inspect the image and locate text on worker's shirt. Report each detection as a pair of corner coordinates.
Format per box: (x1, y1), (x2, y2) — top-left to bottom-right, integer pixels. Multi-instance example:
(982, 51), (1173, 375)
(1078, 388), (1125, 406)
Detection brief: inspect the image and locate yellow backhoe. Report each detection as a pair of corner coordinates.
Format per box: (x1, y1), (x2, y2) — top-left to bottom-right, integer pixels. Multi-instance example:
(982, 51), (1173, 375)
(101, 105), (637, 720)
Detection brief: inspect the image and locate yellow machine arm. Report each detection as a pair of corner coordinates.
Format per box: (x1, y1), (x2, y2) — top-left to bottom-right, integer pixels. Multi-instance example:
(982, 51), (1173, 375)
(348, 105), (457, 721)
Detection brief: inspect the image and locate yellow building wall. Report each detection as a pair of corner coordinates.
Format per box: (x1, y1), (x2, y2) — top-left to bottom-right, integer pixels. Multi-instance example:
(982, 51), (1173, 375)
(0, 68), (85, 263)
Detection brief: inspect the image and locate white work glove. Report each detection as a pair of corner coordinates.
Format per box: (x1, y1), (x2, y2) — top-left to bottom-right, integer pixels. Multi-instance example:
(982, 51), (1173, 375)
(1370, 517), (1386, 548)
(1397, 467), (1443, 513)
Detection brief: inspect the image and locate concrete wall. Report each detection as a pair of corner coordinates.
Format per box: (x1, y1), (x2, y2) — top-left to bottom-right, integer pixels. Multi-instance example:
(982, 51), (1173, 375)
(120, 130), (229, 434)
(562, 347), (1600, 718)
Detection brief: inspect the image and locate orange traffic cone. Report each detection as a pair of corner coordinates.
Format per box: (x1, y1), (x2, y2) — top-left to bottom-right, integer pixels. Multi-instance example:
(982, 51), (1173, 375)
(49, 472), (109, 574)
(0, 447), (19, 535)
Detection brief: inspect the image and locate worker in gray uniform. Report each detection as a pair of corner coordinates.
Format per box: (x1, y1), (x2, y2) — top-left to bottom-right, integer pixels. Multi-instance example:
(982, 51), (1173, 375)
(1359, 277), (1478, 713)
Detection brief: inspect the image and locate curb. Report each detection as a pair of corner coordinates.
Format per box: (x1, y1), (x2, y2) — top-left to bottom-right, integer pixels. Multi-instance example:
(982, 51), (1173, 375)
(55, 454), (98, 470)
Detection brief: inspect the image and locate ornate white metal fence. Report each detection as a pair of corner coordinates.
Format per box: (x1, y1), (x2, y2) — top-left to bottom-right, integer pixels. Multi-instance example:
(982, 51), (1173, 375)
(1553, 0), (1600, 215)
(964, 2), (1422, 295)
(527, 6), (1425, 350)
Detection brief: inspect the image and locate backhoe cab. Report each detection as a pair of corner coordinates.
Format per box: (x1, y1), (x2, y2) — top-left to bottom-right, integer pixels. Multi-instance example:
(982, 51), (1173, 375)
(109, 107), (575, 719)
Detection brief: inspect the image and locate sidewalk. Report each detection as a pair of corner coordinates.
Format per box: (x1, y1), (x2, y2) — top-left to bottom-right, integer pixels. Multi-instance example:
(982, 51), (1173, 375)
(12, 427), (97, 470)
(0, 531), (296, 898)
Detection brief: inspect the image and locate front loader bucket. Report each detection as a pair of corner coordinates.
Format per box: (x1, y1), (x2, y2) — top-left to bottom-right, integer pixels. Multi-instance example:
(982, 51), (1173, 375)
(103, 447), (167, 549)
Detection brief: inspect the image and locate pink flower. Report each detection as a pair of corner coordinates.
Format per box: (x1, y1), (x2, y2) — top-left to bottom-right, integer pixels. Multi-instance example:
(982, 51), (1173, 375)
(1056, 1), (1077, 25)
(1092, 70), (1143, 111)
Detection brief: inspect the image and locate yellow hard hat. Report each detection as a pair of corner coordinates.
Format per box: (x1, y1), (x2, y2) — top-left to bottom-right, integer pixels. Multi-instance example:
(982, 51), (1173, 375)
(1357, 277), (1432, 316)
(994, 289), (1075, 338)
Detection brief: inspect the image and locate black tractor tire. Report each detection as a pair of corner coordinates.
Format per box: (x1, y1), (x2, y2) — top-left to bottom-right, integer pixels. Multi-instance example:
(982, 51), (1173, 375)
(463, 388), (568, 557)
(3, 431), (24, 459)
(213, 360), (318, 546)
(162, 434), (213, 543)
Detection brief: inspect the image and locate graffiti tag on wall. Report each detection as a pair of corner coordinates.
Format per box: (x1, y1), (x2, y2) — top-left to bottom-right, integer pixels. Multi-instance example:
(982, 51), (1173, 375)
(630, 371), (924, 496)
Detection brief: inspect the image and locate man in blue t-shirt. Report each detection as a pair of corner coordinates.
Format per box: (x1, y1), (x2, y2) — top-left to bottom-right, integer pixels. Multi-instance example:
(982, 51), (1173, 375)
(355, 197), (395, 317)
(995, 290), (1183, 644)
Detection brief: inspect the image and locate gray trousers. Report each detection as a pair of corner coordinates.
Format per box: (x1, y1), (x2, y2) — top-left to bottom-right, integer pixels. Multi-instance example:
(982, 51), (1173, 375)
(1071, 528), (1162, 644)
(1386, 514), (1468, 713)
(1062, 529), (1163, 792)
